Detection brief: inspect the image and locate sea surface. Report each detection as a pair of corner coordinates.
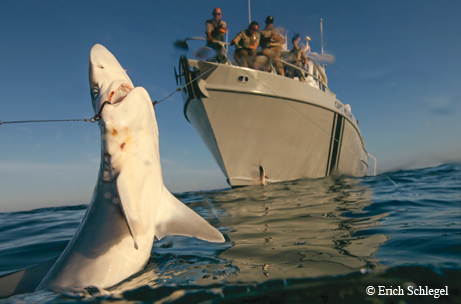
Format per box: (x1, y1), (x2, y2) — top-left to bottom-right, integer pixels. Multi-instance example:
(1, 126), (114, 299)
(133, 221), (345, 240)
(0, 164), (460, 303)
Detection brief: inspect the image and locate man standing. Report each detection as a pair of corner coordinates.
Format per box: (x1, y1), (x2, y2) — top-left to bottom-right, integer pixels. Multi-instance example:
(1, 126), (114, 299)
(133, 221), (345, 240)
(231, 21), (260, 68)
(259, 16), (285, 76)
(206, 7), (227, 63)
(288, 33), (307, 82)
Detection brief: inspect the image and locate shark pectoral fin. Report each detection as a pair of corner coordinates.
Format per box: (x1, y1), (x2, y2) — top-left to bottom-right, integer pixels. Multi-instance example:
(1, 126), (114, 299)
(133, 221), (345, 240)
(116, 173), (145, 249)
(155, 188), (225, 243)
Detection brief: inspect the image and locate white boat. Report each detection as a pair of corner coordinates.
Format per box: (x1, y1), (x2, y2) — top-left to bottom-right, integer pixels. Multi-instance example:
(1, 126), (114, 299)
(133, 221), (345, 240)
(175, 49), (369, 187)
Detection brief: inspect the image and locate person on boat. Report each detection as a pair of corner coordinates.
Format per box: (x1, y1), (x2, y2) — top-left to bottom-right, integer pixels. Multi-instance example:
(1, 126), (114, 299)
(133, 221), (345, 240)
(258, 16), (285, 76)
(231, 21), (260, 68)
(287, 33), (307, 82)
(206, 7), (227, 63)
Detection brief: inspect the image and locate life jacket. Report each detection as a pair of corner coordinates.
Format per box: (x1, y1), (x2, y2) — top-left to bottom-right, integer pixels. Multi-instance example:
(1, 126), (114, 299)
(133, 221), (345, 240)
(235, 30), (259, 49)
(210, 20), (224, 42)
(260, 28), (281, 49)
(289, 47), (306, 64)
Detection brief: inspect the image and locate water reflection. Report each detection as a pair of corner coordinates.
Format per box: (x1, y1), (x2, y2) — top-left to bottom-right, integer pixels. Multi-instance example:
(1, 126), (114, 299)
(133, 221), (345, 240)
(215, 176), (389, 282)
(120, 175), (390, 289)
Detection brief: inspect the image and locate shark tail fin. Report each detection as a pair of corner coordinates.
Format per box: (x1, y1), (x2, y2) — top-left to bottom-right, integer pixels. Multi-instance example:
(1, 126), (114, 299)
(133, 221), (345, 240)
(155, 188), (225, 243)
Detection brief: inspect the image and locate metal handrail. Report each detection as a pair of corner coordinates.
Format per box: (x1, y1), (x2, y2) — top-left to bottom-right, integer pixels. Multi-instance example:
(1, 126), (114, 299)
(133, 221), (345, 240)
(188, 38), (331, 93)
(276, 59), (331, 93)
(368, 153), (377, 176)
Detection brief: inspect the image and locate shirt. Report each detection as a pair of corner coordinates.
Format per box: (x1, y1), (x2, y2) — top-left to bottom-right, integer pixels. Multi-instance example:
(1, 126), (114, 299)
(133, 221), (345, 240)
(233, 30), (260, 49)
(206, 19), (227, 42)
(289, 46), (307, 64)
(259, 27), (283, 49)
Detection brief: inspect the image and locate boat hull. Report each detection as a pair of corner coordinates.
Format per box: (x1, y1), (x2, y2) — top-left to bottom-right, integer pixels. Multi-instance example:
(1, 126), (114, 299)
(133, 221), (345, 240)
(179, 58), (368, 187)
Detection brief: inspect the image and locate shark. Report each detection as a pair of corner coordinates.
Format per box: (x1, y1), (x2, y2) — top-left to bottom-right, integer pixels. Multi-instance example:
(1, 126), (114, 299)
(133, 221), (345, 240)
(0, 44), (224, 293)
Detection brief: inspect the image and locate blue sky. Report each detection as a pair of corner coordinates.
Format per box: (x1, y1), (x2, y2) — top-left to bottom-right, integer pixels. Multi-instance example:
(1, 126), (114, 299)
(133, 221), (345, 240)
(0, 0), (460, 212)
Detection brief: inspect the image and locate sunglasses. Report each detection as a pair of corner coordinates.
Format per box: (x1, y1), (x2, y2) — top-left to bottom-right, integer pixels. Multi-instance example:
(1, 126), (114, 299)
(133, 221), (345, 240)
(212, 12), (222, 16)
(250, 27), (258, 31)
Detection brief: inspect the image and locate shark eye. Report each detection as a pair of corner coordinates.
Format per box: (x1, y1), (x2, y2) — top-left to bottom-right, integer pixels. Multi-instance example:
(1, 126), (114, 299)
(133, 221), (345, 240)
(91, 86), (100, 99)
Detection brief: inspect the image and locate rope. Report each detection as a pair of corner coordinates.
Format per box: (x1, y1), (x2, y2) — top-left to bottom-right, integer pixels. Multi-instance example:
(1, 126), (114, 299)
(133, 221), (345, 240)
(152, 58), (225, 106)
(1, 118), (94, 125)
(1, 58), (222, 125)
(0, 100), (110, 126)
(153, 87), (181, 106)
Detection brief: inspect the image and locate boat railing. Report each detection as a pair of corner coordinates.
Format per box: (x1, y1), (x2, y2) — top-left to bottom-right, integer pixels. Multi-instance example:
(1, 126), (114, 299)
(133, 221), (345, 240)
(187, 39), (332, 95)
(367, 153), (377, 176)
(276, 59), (332, 95)
(216, 48), (331, 95)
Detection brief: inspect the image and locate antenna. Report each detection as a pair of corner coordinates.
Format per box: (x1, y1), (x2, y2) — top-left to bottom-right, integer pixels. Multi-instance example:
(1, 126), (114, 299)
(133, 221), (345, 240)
(320, 18), (324, 55)
(248, 0), (251, 24)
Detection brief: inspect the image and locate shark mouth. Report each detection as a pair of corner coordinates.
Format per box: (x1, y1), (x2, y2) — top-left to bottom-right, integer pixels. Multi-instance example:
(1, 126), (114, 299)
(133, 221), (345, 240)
(108, 83), (134, 105)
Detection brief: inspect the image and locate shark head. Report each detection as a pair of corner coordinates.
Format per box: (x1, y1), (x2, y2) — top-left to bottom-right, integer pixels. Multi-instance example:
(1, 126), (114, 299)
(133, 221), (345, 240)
(88, 44), (162, 251)
(89, 44), (135, 114)
(89, 44), (159, 172)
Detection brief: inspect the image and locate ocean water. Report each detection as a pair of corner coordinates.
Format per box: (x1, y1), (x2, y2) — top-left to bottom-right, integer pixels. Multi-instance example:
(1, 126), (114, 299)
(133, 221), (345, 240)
(0, 164), (459, 303)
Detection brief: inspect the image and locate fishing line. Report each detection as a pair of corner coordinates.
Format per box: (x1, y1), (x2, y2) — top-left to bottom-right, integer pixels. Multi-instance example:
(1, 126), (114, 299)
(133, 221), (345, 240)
(1, 54), (222, 125)
(0, 118), (95, 125)
(0, 101), (110, 126)
(153, 58), (226, 106)
(1, 63), (217, 125)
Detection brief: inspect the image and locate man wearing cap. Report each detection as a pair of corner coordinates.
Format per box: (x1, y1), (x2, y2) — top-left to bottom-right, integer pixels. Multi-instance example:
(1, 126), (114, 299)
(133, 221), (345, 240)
(288, 33), (307, 82)
(258, 16), (285, 76)
(231, 21), (260, 68)
(206, 7), (227, 62)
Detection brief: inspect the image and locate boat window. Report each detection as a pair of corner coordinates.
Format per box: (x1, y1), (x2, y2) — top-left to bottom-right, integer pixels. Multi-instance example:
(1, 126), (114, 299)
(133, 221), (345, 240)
(238, 76), (249, 83)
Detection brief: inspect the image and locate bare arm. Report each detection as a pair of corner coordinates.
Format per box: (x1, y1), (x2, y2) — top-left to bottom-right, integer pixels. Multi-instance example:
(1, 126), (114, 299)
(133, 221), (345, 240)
(218, 26), (227, 34)
(206, 30), (213, 42)
(218, 20), (227, 34)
